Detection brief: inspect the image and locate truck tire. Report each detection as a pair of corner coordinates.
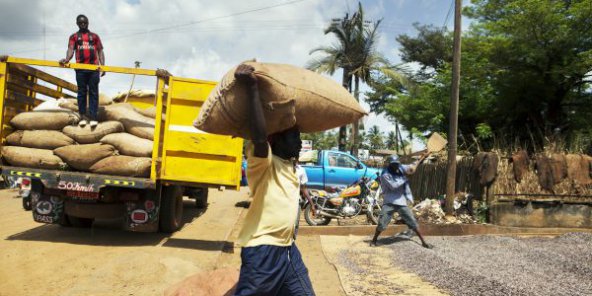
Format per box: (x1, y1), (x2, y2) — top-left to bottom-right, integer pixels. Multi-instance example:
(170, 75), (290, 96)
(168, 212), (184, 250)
(22, 197), (32, 211)
(159, 185), (184, 233)
(304, 203), (331, 226)
(190, 187), (209, 209)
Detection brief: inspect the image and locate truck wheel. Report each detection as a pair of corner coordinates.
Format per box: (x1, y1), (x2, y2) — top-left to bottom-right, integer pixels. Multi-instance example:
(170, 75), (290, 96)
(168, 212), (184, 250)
(159, 185), (184, 233)
(190, 188), (209, 209)
(22, 197), (32, 211)
(67, 215), (94, 228)
(304, 203), (331, 226)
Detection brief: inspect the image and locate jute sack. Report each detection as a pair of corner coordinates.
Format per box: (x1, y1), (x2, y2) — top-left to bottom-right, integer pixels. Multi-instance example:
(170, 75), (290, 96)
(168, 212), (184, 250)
(10, 111), (80, 130)
(112, 89), (155, 103)
(99, 93), (113, 106)
(103, 103), (155, 140)
(100, 133), (153, 157)
(89, 155), (151, 177)
(1, 146), (65, 169)
(565, 154), (591, 185)
(58, 98), (79, 112)
(135, 106), (157, 118)
(54, 143), (117, 171)
(58, 94), (112, 111)
(62, 121), (124, 144)
(6, 130), (76, 150)
(194, 62), (367, 138)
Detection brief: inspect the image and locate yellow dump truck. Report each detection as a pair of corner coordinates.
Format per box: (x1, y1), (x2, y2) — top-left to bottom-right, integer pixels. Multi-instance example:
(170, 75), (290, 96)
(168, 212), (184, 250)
(0, 56), (243, 232)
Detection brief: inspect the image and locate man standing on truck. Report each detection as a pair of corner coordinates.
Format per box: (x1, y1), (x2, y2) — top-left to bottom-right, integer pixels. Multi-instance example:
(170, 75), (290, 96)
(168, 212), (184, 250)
(234, 64), (315, 295)
(59, 14), (105, 128)
(370, 154), (432, 249)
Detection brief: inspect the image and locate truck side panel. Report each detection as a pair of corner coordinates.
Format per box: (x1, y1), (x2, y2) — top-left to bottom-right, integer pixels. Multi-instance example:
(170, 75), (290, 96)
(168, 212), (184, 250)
(160, 77), (243, 189)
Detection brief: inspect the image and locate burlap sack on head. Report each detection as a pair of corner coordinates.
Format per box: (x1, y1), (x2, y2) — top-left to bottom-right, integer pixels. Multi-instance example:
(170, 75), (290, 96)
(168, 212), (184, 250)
(1, 146), (65, 169)
(103, 103), (155, 140)
(89, 155), (151, 177)
(62, 121), (124, 144)
(54, 143), (117, 171)
(100, 133), (153, 157)
(6, 130), (76, 150)
(194, 62), (367, 138)
(10, 111), (80, 130)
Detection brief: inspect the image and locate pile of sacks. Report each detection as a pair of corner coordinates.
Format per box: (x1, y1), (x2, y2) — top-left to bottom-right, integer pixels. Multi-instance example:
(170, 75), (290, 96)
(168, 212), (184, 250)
(1, 92), (157, 178)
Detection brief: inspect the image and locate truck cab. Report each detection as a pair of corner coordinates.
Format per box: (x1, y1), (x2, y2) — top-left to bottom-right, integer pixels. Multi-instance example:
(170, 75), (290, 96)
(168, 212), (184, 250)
(300, 150), (380, 191)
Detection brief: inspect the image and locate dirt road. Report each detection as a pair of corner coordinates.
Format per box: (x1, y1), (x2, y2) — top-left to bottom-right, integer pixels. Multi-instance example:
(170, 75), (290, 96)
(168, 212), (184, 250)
(0, 188), (345, 296)
(0, 188), (247, 295)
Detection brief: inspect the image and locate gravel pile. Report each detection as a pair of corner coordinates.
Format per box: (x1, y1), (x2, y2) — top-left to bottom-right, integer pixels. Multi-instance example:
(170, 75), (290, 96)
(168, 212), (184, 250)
(388, 233), (592, 296)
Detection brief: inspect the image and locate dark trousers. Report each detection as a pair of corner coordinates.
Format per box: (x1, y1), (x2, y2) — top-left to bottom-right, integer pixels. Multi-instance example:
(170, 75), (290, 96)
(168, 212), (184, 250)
(235, 243), (315, 296)
(75, 70), (100, 121)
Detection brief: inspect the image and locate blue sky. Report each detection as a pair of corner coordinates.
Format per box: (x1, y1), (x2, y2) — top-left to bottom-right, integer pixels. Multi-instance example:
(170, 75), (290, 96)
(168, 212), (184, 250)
(0, 0), (468, 148)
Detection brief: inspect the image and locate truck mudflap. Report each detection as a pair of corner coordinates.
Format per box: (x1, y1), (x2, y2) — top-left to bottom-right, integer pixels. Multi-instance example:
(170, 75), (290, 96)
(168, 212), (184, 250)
(30, 191), (65, 224)
(123, 189), (160, 232)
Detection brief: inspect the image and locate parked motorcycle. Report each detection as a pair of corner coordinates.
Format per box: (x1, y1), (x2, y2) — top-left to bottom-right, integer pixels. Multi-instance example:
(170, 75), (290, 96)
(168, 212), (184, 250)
(303, 173), (381, 226)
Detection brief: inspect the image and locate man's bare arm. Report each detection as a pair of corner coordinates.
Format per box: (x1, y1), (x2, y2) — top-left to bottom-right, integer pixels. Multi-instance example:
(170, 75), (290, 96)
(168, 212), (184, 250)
(60, 46), (74, 65)
(235, 64), (268, 158)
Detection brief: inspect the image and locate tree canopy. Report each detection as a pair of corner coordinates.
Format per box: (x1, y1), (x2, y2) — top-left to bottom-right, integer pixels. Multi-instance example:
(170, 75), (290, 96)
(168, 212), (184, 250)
(367, 0), (592, 152)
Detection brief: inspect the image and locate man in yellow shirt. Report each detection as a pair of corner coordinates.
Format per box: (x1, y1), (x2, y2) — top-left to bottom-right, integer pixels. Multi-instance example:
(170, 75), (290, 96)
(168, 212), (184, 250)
(234, 64), (315, 296)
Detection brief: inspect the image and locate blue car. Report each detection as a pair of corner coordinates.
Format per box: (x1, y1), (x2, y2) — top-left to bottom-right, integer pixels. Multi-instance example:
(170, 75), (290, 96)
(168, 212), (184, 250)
(300, 150), (380, 191)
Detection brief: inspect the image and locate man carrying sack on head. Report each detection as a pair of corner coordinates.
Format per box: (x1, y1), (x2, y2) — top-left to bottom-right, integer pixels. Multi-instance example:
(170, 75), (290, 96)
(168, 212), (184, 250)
(233, 64), (316, 296)
(60, 14), (105, 128)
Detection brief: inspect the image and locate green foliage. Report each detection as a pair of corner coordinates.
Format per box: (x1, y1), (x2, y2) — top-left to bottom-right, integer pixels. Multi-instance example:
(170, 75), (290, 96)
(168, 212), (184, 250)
(475, 123), (493, 140)
(366, 125), (386, 153)
(368, 0), (592, 151)
(301, 131), (338, 150)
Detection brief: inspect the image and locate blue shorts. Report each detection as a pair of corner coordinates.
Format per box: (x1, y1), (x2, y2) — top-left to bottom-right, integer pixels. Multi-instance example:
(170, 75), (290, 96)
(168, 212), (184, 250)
(234, 243), (315, 296)
(377, 203), (419, 232)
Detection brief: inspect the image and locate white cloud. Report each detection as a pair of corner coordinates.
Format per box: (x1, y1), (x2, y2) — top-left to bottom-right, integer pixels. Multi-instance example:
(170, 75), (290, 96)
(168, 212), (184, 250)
(1, 0), (453, 150)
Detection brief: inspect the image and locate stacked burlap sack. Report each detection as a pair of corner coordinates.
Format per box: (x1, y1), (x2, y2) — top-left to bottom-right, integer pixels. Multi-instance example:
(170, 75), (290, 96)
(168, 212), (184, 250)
(194, 61), (367, 138)
(1, 92), (158, 177)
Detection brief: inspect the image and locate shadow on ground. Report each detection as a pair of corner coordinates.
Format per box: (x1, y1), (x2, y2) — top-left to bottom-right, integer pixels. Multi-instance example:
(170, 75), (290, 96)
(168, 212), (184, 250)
(4, 200), (215, 247)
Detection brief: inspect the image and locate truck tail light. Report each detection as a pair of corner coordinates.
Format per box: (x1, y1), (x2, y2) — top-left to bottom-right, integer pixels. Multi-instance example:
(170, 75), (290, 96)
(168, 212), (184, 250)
(21, 178), (31, 186)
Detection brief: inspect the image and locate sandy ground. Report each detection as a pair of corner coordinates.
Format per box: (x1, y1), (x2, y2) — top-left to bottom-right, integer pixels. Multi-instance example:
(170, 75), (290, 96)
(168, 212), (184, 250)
(0, 188), (245, 295)
(0, 188), (346, 296)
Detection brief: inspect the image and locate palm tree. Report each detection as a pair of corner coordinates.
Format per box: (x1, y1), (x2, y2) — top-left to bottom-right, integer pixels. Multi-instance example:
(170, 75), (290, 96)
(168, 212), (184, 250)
(366, 125), (385, 154)
(349, 9), (388, 156)
(307, 3), (388, 154)
(307, 11), (359, 151)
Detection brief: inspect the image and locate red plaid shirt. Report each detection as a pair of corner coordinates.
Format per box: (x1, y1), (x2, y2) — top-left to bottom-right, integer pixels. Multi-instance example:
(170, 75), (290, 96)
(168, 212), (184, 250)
(68, 31), (103, 65)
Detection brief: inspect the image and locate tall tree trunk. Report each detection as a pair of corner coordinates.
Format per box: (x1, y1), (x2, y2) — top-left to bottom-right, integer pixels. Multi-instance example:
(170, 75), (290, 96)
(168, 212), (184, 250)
(338, 68), (351, 152)
(395, 121), (400, 152)
(351, 75), (360, 156)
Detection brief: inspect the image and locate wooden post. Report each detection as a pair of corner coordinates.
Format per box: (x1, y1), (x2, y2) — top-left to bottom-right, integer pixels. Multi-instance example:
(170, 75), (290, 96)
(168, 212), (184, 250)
(446, 0), (462, 215)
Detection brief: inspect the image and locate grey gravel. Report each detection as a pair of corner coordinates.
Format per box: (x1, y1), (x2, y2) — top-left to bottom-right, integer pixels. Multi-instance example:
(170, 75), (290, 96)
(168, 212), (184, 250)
(387, 232), (592, 296)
